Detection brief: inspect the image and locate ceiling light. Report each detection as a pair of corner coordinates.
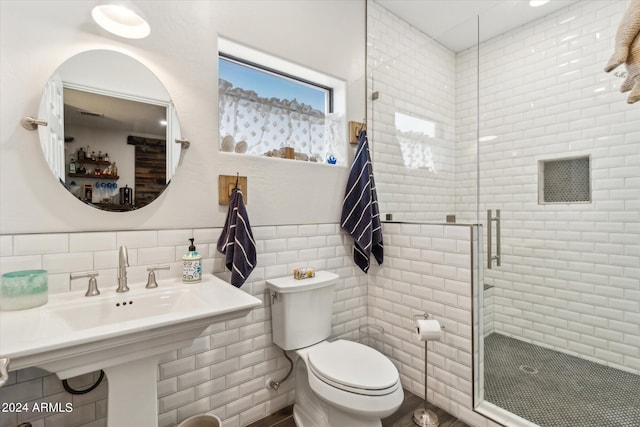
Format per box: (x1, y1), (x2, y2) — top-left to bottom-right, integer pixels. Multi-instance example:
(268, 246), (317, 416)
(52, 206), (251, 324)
(529, 0), (550, 7)
(92, 4), (150, 39)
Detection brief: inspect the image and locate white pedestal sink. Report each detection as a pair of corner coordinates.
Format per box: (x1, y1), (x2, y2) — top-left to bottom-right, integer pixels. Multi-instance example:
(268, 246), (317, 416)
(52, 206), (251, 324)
(0, 274), (261, 427)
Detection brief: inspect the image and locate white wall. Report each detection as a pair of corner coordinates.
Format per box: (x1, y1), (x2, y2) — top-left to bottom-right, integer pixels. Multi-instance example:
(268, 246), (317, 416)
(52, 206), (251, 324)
(0, 0), (365, 234)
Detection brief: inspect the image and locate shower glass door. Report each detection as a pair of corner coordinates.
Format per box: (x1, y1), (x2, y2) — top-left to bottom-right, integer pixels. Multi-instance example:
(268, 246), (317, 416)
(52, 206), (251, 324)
(475, 1), (640, 426)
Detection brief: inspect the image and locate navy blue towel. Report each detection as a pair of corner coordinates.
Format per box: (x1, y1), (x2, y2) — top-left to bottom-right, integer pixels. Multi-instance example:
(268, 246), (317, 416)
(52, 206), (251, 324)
(217, 188), (257, 287)
(340, 131), (383, 273)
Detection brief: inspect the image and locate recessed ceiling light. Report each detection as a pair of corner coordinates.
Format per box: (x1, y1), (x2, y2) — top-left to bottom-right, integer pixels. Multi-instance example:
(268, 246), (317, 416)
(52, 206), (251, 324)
(529, 0), (550, 7)
(92, 4), (150, 39)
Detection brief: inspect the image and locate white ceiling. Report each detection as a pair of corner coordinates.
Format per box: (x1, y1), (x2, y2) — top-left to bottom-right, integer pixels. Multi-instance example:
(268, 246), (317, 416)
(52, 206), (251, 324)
(64, 88), (167, 137)
(376, 0), (580, 52)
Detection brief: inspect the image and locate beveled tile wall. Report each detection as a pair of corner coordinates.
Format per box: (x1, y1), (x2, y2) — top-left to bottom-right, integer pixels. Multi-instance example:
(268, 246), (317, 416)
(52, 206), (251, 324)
(455, 0), (640, 373)
(368, 222), (499, 427)
(367, 0), (457, 223)
(369, 0), (639, 376)
(0, 224), (366, 427)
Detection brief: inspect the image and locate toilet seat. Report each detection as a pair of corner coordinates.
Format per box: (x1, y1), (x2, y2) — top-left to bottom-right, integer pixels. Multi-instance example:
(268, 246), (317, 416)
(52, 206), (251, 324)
(308, 340), (400, 396)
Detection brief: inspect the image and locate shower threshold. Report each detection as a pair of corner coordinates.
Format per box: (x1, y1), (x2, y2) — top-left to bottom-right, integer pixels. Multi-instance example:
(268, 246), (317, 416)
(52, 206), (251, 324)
(476, 400), (538, 427)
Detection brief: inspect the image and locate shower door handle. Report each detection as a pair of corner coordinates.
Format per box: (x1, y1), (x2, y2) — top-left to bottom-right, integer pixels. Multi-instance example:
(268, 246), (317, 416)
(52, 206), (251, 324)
(487, 209), (501, 269)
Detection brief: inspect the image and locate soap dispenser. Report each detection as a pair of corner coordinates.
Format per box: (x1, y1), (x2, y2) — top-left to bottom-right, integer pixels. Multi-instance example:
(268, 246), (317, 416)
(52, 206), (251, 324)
(182, 238), (202, 283)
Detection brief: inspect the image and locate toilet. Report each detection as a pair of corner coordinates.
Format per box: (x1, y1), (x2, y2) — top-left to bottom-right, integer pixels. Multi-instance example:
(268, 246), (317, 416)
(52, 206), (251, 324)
(266, 271), (403, 427)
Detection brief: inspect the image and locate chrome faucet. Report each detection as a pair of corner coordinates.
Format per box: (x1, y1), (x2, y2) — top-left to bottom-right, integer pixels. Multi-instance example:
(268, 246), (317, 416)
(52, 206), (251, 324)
(117, 245), (129, 292)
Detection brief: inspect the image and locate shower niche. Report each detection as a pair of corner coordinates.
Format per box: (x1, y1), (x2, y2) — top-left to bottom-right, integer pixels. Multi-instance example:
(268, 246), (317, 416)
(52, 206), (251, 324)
(538, 156), (591, 204)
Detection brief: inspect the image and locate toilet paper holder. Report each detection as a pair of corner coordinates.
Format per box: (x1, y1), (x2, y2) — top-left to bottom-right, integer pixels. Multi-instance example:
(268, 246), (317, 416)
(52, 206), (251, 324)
(412, 312), (444, 427)
(413, 312), (445, 331)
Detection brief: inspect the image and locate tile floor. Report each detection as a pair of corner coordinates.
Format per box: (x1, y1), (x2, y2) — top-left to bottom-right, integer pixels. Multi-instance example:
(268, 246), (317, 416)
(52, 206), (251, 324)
(484, 333), (640, 427)
(247, 389), (471, 427)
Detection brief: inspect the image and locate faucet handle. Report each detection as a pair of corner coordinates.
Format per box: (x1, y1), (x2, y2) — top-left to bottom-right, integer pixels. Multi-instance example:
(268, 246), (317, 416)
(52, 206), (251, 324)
(146, 265), (170, 289)
(70, 272), (100, 296)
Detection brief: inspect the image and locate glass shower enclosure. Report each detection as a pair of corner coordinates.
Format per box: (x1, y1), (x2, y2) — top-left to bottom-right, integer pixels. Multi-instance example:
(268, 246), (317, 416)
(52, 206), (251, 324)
(367, 0), (640, 426)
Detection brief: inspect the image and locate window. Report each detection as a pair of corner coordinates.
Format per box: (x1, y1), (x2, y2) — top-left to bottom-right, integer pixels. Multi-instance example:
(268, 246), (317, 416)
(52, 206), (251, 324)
(219, 55), (331, 114)
(218, 38), (345, 164)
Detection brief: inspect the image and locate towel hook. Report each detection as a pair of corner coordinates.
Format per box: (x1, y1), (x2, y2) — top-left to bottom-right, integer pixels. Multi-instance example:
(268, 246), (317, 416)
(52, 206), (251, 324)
(234, 172), (239, 190)
(357, 118), (367, 137)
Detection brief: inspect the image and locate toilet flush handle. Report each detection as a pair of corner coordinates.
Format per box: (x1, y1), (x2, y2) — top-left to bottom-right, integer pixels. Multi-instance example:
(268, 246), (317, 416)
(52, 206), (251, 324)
(271, 291), (278, 305)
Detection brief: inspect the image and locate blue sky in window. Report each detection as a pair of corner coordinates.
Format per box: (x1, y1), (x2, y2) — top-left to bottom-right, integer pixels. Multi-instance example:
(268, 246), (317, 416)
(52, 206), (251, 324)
(219, 58), (326, 112)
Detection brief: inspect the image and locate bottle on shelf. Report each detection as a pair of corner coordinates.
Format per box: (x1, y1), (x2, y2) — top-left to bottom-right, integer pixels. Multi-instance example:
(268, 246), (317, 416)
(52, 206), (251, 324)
(77, 146), (85, 161)
(98, 150), (103, 161)
(91, 151), (96, 161)
(112, 162), (118, 177)
(69, 155), (76, 174)
(104, 152), (110, 162)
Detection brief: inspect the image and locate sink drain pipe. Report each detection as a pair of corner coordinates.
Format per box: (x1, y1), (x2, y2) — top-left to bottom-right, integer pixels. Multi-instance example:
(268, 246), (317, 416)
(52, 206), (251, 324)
(266, 349), (293, 391)
(62, 370), (105, 395)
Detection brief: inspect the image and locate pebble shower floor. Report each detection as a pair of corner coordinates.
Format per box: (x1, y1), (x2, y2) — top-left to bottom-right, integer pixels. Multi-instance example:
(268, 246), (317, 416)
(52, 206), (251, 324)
(484, 333), (640, 427)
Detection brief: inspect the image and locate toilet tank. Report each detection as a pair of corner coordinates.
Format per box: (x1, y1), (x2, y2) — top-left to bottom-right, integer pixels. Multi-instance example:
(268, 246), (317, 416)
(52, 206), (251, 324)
(266, 271), (338, 350)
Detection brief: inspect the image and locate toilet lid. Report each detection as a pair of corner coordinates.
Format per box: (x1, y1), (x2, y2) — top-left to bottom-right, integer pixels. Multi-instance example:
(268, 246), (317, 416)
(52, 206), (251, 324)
(308, 340), (399, 394)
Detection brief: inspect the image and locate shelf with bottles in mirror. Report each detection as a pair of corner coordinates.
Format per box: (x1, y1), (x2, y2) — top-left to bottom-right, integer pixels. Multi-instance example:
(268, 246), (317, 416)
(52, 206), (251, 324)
(77, 159), (112, 166)
(68, 158), (119, 180)
(68, 147), (119, 179)
(68, 173), (119, 180)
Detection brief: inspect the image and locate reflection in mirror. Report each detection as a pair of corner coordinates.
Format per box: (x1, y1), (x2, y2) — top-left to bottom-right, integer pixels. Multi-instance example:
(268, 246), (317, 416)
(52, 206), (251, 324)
(37, 50), (182, 212)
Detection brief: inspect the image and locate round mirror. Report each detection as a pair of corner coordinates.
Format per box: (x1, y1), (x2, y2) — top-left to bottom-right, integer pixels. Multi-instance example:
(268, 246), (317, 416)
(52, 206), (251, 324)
(38, 50), (183, 212)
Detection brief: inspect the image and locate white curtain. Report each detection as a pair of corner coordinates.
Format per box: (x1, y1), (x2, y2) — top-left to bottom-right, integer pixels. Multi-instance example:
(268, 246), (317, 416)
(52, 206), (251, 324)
(219, 79), (342, 163)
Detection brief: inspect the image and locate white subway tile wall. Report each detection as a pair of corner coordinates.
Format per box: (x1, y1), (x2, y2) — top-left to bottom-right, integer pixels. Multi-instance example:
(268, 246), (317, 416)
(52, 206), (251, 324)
(367, 0), (457, 223)
(0, 224), (366, 427)
(370, 0), (639, 377)
(366, 6), (493, 426)
(455, 0), (640, 373)
(367, 0), (639, 424)
(369, 223), (498, 427)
